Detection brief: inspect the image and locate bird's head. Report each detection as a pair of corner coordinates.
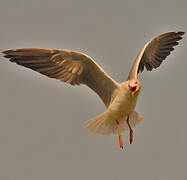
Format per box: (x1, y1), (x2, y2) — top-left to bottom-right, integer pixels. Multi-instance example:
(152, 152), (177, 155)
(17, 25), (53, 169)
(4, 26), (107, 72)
(128, 80), (141, 96)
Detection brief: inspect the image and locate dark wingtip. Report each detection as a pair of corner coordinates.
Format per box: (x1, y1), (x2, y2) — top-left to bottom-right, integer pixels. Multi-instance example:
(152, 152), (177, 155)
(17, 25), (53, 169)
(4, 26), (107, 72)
(2, 49), (13, 55)
(2, 49), (19, 55)
(2, 50), (7, 54)
(177, 31), (185, 36)
(3, 55), (13, 58)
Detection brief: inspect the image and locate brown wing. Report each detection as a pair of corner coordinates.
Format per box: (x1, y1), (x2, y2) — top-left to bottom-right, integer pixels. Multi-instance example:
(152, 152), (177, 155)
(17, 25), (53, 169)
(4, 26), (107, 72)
(128, 31), (185, 80)
(2, 48), (118, 107)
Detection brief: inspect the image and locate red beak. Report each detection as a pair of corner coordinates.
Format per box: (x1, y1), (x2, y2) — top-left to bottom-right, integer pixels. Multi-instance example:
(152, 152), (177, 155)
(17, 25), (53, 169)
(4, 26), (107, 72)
(130, 86), (137, 96)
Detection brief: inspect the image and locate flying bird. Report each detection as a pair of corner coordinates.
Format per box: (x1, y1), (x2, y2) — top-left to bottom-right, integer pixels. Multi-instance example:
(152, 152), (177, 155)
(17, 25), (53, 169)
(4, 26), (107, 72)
(2, 31), (185, 149)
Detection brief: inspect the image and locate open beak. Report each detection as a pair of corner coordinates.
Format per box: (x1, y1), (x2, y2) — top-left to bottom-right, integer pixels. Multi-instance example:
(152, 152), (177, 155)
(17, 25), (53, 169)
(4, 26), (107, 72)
(130, 86), (137, 96)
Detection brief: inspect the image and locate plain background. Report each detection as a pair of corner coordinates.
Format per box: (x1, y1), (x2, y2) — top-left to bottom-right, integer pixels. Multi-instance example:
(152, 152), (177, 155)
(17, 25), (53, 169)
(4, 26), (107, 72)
(0, 0), (187, 179)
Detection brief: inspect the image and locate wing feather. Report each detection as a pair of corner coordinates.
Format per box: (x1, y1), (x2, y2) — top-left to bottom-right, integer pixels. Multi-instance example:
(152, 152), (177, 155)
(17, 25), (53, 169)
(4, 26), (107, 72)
(2, 48), (118, 107)
(128, 31), (185, 79)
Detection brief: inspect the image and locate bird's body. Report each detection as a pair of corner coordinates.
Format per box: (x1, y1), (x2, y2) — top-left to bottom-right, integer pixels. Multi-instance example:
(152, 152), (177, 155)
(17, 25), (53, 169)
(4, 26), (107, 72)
(85, 79), (142, 141)
(108, 81), (140, 119)
(2, 31), (184, 148)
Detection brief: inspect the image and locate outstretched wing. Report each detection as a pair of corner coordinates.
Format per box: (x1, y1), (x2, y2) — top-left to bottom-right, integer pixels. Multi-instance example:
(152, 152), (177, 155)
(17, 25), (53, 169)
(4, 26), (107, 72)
(128, 31), (185, 80)
(2, 48), (118, 107)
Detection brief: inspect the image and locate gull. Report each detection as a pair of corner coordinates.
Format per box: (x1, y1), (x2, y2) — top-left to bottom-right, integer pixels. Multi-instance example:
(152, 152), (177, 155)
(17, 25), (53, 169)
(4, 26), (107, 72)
(2, 31), (184, 148)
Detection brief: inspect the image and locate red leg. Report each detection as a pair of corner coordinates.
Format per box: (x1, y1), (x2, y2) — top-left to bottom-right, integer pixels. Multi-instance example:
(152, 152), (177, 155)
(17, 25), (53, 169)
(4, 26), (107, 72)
(126, 116), (133, 144)
(116, 120), (123, 149)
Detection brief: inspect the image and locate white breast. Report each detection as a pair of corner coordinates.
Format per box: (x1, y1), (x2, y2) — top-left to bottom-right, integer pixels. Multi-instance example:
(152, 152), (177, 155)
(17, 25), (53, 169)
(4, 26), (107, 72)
(107, 86), (139, 120)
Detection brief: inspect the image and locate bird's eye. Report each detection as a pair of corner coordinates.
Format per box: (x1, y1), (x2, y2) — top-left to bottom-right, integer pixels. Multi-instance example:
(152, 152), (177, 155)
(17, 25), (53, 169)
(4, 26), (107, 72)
(130, 86), (136, 92)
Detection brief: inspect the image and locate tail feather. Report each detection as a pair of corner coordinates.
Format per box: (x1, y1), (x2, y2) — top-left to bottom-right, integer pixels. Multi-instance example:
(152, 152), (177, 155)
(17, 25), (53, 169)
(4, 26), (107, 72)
(85, 112), (114, 135)
(85, 111), (143, 135)
(119, 111), (144, 133)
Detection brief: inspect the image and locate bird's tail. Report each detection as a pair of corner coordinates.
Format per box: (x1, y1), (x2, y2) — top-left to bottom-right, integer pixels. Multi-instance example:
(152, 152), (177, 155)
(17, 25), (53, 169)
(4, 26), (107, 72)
(85, 111), (143, 135)
(85, 112), (114, 135)
(119, 111), (144, 132)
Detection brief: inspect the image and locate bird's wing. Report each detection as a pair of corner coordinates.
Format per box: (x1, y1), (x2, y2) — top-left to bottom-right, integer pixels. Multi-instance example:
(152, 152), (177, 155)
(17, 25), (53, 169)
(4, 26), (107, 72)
(2, 48), (118, 107)
(128, 31), (185, 80)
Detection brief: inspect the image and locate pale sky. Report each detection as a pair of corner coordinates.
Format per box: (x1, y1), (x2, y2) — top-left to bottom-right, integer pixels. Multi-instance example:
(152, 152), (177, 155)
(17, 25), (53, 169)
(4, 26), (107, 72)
(0, 0), (187, 179)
